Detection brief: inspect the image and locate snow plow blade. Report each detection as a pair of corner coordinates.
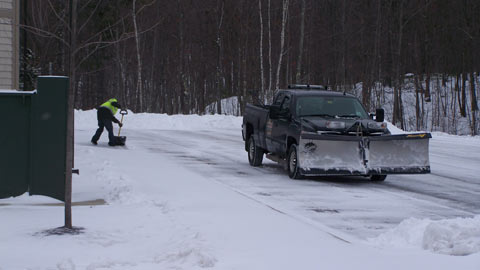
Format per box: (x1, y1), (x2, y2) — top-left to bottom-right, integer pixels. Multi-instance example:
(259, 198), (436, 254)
(298, 133), (431, 176)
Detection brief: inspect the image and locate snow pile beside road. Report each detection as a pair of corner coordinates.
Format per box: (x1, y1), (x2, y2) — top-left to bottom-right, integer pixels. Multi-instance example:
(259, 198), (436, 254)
(386, 122), (405, 134)
(369, 216), (480, 256)
(386, 122), (434, 135)
(78, 109), (407, 134)
(75, 109), (243, 131)
(431, 131), (480, 141)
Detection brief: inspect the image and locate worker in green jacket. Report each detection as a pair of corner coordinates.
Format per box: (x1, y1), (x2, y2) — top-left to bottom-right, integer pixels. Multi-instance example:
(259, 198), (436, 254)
(91, 98), (123, 146)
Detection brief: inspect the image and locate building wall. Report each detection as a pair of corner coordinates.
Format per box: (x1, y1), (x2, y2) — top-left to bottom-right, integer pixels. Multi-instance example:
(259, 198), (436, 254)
(0, 0), (19, 90)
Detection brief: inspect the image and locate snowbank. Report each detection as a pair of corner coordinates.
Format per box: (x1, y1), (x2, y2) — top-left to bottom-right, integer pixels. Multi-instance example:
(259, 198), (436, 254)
(75, 109), (243, 131)
(431, 131), (480, 141)
(205, 96), (241, 115)
(78, 109), (410, 135)
(369, 216), (480, 256)
(386, 122), (406, 134)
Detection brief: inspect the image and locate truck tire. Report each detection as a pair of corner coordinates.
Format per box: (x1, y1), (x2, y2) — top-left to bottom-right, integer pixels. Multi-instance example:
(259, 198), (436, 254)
(371, 175), (387, 182)
(287, 144), (303, 179)
(248, 136), (264, 166)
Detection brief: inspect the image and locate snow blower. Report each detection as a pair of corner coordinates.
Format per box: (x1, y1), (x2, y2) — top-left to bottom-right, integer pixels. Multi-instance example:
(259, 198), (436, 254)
(115, 109), (128, 145)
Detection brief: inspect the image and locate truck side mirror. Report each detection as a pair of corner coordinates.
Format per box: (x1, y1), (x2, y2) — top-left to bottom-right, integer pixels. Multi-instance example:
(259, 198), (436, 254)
(375, 108), (384, 122)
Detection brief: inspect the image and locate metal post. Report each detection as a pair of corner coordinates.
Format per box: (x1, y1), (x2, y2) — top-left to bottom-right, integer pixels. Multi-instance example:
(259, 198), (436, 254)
(64, 0), (76, 229)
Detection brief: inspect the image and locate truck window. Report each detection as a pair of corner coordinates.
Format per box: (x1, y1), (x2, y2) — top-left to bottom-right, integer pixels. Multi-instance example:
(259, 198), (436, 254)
(296, 96), (368, 118)
(273, 93), (285, 106)
(280, 96), (291, 112)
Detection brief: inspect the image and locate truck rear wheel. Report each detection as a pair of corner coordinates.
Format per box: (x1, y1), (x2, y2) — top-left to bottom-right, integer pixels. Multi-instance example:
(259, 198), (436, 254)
(288, 144), (303, 179)
(248, 136), (264, 166)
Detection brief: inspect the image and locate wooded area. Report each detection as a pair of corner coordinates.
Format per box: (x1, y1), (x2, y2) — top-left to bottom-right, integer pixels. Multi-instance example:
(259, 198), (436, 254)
(20, 0), (480, 134)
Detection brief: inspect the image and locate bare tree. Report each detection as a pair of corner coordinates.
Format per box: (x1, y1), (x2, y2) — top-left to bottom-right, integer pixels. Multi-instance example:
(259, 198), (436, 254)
(295, 0), (305, 83)
(215, 0), (225, 114)
(132, 0), (143, 111)
(275, 0), (289, 91)
(22, 0), (480, 135)
(267, 0), (272, 96)
(258, 0), (265, 100)
(471, 72), (478, 135)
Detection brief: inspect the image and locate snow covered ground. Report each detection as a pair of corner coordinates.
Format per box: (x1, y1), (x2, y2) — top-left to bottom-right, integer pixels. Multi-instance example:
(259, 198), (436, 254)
(1, 110), (479, 269)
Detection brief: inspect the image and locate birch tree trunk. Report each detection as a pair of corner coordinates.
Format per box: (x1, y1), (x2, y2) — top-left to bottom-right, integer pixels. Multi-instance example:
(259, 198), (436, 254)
(133, 0), (143, 111)
(275, 0), (289, 91)
(149, 26), (158, 112)
(295, 0), (305, 83)
(470, 72), (478, 135)
(243, 14), (249, 105)
(392, 0), (404, 128)
(267, 0), (272, 96)
(341, 0), (347, 89)
(178, 0), (186, 114)
(215, 0), (225, 114)
(115, 17), (128, 109)
(258, 0), (265, 100)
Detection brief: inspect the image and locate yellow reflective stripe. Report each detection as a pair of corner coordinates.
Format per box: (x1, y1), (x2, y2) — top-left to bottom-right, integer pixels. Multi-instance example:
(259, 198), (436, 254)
(100, 99), (118, 115)
(406, 134), (426, 138)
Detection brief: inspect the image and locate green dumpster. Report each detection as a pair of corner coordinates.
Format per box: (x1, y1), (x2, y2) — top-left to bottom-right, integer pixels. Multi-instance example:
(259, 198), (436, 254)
(0, 90), (34, 198)
(0, 76), (70, 201)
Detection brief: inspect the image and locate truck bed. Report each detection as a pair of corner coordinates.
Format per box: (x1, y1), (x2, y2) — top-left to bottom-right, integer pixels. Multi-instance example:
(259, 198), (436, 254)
(243, 103), (270, 150)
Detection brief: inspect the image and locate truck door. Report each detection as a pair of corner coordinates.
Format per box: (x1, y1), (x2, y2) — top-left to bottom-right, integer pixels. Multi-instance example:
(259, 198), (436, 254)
(266, 93), (285, 151)
(271, 95), (292, 156)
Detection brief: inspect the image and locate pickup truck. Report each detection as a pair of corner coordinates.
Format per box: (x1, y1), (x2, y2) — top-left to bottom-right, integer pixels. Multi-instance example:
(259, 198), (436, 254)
(242, 85), (431, 180)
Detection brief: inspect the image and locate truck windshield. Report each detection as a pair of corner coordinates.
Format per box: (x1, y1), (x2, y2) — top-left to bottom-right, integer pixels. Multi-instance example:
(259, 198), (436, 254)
(296, 96), (369, 118)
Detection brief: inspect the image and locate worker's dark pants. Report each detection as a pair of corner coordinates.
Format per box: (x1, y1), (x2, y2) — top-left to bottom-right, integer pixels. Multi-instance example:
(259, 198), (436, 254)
(91, 117), (115, 145)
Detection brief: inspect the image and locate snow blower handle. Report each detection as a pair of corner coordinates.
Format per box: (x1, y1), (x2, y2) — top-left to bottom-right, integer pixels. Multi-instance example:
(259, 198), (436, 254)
(118, 109), (128, 136)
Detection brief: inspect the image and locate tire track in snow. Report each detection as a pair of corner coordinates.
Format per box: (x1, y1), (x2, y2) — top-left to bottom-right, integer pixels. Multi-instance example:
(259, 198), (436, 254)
(131, 129), (480, 240)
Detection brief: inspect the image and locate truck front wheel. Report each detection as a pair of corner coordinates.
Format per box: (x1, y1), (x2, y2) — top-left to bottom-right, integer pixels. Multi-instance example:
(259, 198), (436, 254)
(248, 136), (264, 166)
(288, 144), (303, 179)
(371, 175), (387, 182)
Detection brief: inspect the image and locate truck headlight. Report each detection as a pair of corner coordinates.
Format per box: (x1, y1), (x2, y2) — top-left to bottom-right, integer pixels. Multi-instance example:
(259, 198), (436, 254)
(326, 121), (346, 129)
(367, 122), (387, 129)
